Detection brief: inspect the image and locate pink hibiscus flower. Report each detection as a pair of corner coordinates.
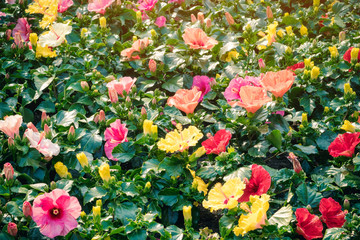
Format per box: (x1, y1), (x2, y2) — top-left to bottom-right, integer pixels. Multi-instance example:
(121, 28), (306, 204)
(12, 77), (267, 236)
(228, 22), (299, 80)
(106, 77), (136, 97)
(155, 16), (166, 28)
(192, 75), (214, 102)
(104, 120), (128, 161)
(32, 189), (81, 238)
(224, 76), (262, 103)
(88, 0), (115, 14)
(24, 129), (60, 160)
(121, 37), (151, 60)
(12, 18), (31, 42)
(0, 114), (23, 139)
(138, 0), (157, 11)
(58, 0), (74, 13)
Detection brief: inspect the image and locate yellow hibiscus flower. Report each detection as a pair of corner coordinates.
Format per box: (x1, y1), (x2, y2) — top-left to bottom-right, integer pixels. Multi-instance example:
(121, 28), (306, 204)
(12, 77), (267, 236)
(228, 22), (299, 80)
(233, 194), (270, 236)
(187, 165), (209, 195)
(36, 44), (57, 58)
(157, 125), (203, 153)
(26, 0), (58, 29)
(203, 178), (245, 212)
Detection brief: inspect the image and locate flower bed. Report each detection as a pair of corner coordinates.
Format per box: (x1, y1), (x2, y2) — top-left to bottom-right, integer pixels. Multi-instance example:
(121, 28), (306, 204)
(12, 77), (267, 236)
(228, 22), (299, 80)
(1, 0), (360, 239)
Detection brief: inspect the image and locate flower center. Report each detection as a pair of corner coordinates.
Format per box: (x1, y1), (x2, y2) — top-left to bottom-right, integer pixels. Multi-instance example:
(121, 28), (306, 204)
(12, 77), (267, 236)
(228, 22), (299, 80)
(52, 208), (59, 215)
(50, 208), (62, 218)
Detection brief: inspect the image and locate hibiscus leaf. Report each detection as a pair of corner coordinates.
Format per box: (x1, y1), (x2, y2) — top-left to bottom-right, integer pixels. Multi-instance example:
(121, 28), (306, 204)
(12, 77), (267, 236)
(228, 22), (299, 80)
(159, 157), (183, 177)
(80, 129), (102, 154)
(113, 202), (140, 224)
(266, 129), (282, 150)
(224, 166), (251, 181)
(84, 186), (107, 204)
(56, 110), (78, 127)
(323, 228), (348, 240)
(6, 201), (23, 217)
(165, 225), (183, 240)
(268, 205), (293, 228)
(296, 183), (322, 208)
(112, 142), (136, 163)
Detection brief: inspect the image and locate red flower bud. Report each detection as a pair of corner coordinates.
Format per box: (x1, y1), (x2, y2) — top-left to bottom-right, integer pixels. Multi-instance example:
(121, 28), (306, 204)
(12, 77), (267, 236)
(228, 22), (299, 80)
(99, 110), (106, 123)
(141, 107), (147, 116)
(81, 81), (89, 91)
(288, 152), (302, 174)
(23, 201), (32, 217)
(7, 222), (17, 237)
(6, 29), (11, 41)
(266, 6), (273, 20)
(197, 12), (204, 24)
(149, 59), (157, 73)
(225, 12), (235, 25)
(191, 14), (197, 23)
(3, 162), (14, 180)
(206, 18), (211, 28)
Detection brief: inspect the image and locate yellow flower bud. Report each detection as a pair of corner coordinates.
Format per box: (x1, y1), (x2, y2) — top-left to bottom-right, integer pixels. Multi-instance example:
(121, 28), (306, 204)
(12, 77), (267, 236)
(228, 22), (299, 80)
(351, 48), (360, 62)
(304, 58), (311, 68)
(29, 33), (38, 47)
(285, 26), (293, 36)
(99, 17), (106, 28)
(145, 181), (151, 189)
(151, 125), (158, 137)
(302, 113), (308, 125)
(277, 30), (285, 38)
(76, 152), (89, 168)
(216, 74), (221, 79)
(99, 163), (111, 182)
(324, 106), (330, 113)
(96, 199), (102, 207)
(54, 162), (70, 178)
(313, 0), (320, 7)
(300, 25), (308, 36)
(344, 83), (353, 95)
(136, 11), (142, 22)
(285, 46), (292, 54)
(143, 119), (153, 135)
(284, 12), (289, 17)
(150, 29), (157, 38)
(194, 146), (206, 158)
(341, 120), (355, 133)
(328, 46), (339, 58)
(81, 28), (88, 38)
(311, 66), (320, 80)
(183, 206), (192, 222)
(80, 211), (86, 218)
(133, 36), (138, 42)
(93, 206), (101, 217)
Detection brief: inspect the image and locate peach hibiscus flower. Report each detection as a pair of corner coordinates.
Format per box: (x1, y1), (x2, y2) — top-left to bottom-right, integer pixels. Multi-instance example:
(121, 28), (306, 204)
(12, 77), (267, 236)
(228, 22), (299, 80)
(106, 77), (136, 97)
(261, 70), (295, 98)
(0, 115), (23, 139)
(229, 86), (271, 113)
(121, 38), (151, 60)
(88, 0), (115, 14)
(182, 28), (218, 50)
(24, 129), (60, 160)
(167, 88), (202, 114)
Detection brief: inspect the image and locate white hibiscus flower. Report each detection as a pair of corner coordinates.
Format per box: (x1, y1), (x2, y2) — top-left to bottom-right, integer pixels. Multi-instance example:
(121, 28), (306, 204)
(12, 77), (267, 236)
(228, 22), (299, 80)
(39, 22), (72, 47)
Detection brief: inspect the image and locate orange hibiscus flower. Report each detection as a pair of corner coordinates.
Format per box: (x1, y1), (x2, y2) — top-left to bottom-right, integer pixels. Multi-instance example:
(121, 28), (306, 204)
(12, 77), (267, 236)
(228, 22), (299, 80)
(167, 88), (202, 114)
(182, 28), (218, 50)
(121, 38), (151, 60)
(261, 70), (294, 98)
(229, 86), (271, 113)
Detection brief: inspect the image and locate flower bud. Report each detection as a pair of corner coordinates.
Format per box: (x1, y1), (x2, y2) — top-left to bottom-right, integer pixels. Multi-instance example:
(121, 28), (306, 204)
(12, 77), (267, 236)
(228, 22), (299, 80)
(143, 120), (153, 136)
(76, 152), (89, 168)
(343, 199), (350, 210)
(206, 18), (211, 28)
(328, 46), (339, 58)
(149, 59), (156, 73)
(27, 122), (38, 132)
(99, 110), (105, 123)
(80, 211), (86, 218)
(285, 46), (292, 54)
(7, 222), (17, 237)
(324, 106), (330, 113)
(136, 11), (142, 23)
(6, 29), (12, 41)
(77, 12), (82, 19)
(132, 36), (138, 42)
(266, 6), (273, 20)
(96, 199), (102, 207)
(29, 33), (38, 47)
(310, 66), (320, 80)
(14, 32), (23, 48)
(302, 113), (308, 125)
(108, 88), (118, 103)
(54, 162), (71, 178)
(145, 181), (151, 190)
(339, 31), (346, 42)
(41, 111), (48, 125)
(3, 162), (14, 181)
(8, 138), (14, 147)
(81, 28), (88, 38)
(99, 163), (111, 182)
(126, 96), (131, 102)
(225, 12), (235, 25)
(300, 25), (308, 36)
(341, 120), (355, 133)
(288, 152), (302, 174)
(141, 106), (147, 116)
(150, 29), (157, 38)
(183, 206), (192, 222)
(50, 181), (57, 190)
(258, 58), (265, 70)
(350, 48), (360, 63)
(99, 17), (106, 28)
(191, 14), (197, 23)
(93, 206), (101, 217)
(313, 0), (320, 7)
(23, 201), (32, 217)
(286, 26), (293, 36)
(44, 124), (51, 139)
(197, 12), (204, 24)
(81, 81), (90, 91)
(344, 83), (354, 95)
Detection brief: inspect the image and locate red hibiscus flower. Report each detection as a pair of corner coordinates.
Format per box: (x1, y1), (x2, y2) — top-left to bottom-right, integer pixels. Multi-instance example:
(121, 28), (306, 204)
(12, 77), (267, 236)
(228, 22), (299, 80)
(343, 47), (360, 63)
(328, 132), (360, 158)
(295, 208), (323, 240)
(319, 197), (347, 228)
(238, 164), (271, 202)
(286, 62), (305, 75)
(201, 129), (232, 155)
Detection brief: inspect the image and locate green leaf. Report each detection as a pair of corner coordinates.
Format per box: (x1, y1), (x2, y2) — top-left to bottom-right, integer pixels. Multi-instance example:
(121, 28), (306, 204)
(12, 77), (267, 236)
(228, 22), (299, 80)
(323, 228), (347, 240)
(114, 202), (139, 224)
(80, 129), (102, 153)
(219, 215), (237, 237)
(141, 159), (160, 177)
(266, 130), (282, 150)
(56, 110), (78, 127)
(296, 183), (322, 208)
(34, 75), (55, 92)
(316, 131), (337, 150)
(224, 166), (251, 181)
(84, 186), (107, 204)
(36, 101), (56, 113)
(294, 144), (318, 154)
(112, 142), (136, 163)
(6, 201), (23, 217)
(56, 179), (74, 192)
(268, 205), (293, 228)
(158, 188), (180, 206)
(300, 95), (316, 115)
(201, 100), (219, 110)
(165, 225), (183, 240)
(248, 141), (270, 158)
(29, 183), (48, 192)
(128, 229), (147, 240)
(121, 182), (139, 197)
(162, 75), (183, 92)
(159, 157), (183, 177)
